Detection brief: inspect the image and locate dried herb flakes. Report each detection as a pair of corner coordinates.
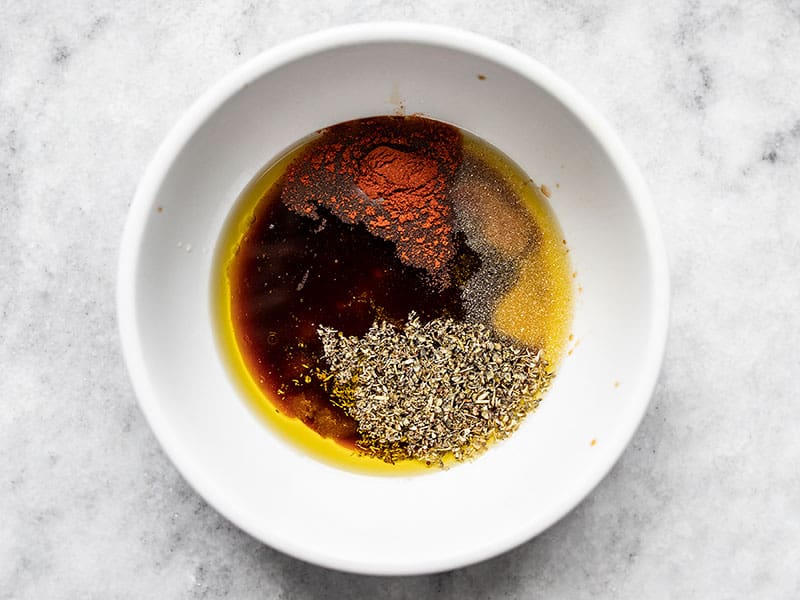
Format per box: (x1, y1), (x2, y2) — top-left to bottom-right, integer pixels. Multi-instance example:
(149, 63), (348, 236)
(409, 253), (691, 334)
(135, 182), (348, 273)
(318, 313), (552, 465)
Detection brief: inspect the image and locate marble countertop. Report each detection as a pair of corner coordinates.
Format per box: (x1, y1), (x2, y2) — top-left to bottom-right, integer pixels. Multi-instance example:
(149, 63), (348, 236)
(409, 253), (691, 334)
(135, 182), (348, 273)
(2, 1), (798, 598)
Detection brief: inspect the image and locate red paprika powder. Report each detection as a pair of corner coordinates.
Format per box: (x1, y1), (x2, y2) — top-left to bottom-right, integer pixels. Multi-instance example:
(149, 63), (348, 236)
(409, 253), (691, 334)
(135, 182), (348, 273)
(281, 116), (462, 283)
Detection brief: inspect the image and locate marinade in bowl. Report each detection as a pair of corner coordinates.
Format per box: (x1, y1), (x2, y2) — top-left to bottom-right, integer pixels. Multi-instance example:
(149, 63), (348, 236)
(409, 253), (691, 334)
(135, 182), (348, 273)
(213, 115), (573, 473)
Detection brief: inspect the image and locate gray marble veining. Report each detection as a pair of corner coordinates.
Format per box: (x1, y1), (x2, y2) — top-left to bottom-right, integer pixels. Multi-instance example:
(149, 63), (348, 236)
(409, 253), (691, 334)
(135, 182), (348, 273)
(1, 1), (799, 598)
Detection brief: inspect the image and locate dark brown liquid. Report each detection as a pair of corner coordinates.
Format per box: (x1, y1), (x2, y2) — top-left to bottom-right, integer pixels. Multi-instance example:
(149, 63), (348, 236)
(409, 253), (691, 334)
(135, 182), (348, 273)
(230, 184), (479, 444)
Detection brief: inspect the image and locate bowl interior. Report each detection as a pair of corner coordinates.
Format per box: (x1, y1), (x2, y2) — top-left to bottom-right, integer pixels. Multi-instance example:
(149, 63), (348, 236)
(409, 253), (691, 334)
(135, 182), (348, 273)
(122, 28), (667, 575)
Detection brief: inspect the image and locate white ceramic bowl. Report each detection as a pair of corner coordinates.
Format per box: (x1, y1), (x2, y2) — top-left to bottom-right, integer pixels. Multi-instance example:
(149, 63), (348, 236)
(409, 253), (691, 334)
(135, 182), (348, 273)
(118, 23), (669, 575)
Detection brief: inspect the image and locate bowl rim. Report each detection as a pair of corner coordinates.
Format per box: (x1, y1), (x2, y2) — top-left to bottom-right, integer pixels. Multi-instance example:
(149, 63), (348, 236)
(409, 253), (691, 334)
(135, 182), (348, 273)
(118, 22), (670, 575)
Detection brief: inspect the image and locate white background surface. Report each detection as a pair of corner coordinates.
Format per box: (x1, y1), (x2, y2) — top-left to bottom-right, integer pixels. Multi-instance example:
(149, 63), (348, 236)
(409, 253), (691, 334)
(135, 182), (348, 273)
(1, 1), (798, 598)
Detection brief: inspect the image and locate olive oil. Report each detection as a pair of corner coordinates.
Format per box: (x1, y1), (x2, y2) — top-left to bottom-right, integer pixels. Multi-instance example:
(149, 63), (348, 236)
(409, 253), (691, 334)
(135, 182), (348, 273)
(211, 117), (573, 474)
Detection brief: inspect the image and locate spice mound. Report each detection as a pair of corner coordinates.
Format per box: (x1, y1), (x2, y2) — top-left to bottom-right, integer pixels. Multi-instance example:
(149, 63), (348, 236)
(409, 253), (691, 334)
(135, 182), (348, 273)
(282, 117), (461, 283)
(319, 314), (552, 464)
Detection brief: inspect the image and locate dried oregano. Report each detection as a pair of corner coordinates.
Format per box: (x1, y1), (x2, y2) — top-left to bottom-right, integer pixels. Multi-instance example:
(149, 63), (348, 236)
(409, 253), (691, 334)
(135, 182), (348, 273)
(318, 313), (552, 464)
